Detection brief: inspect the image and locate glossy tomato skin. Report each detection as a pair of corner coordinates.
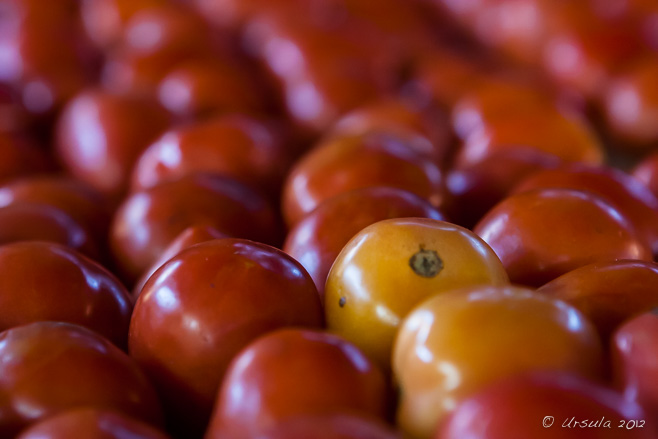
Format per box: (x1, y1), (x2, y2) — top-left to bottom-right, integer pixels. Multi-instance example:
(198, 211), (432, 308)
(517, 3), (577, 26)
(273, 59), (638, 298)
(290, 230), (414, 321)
(329, 98), (452, 166)
(80, 0), (169, 49)
(604, 58), (658, 148)
(325, 218), (509, 368)
(394, 286), (603, 439)
(512, 164), (658, 255)
(129, 239), (323, 436)
(132, 225), (227, 297)
(0, 322), (163, 437)
(101, 5), (217, 95)
(254, 413), (401, 439)
(131, 114), (292, 199)
(0, 241), (131, 347)
(0, 176), (111, 244)
(633, 152), (658, 199)
(284, 187), (445, 300)
(282, 132), (444, 227)
(16, 409), (171, 439)
(613, 311), (658, 423)
(455, 108), (604, 167)
(110, 173), (281, 282)
(537, 260), (658, 342)
(56, 89), (170, 198)
(446, 148), (562, 228)
(0, 202), (99, 260)
(157, 57), (269, 121)
(438, 372), (654, 439)
(474, 188), (652, 287)
(207, 328), (388, 439)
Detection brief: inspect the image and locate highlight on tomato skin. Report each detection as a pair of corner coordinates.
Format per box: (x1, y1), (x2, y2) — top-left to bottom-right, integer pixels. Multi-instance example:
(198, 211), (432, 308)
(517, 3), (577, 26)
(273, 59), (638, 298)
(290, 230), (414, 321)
(393, 285), (603, 439)
(325, 217), (509, 369)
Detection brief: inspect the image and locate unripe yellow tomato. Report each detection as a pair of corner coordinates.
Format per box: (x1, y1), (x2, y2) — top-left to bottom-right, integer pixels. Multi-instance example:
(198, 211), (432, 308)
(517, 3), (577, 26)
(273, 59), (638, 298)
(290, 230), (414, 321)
(324, 218), (509, 368)
(393, 286), (603, 439)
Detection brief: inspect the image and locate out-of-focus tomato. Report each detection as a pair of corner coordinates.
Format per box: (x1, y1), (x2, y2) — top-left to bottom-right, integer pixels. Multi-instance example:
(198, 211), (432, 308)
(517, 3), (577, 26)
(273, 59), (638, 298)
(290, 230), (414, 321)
(0, 176), (110, 244)
(329, 98), (452, 165)
(132, 225), (227, 297)
(207, 328), (388, 438)
(157, 57), (269, 120)
(633, 152), (658, 199)
(284, 187), (445, 300)
(512, 164), (658, 255)
(80, 0), (169, 48)
(101, 5), (217, 95)
(131, 114), (292, 199)
(537, 260), (658, 341)
(325, 217), (508, 368)
(604, 58), (658, 148)
(474, 188), (652, 287)
(446, 147), (562, 228)
(254, 413), (401, 439)
(0, 241), (131, 347)
(394, 286), (603, 439)
(16, 409), (171, 439)
(129, 239), (323, 436)
(456, 108), (604, 167)
(0, 202), (99, 259)
(612, 311), (658, 423)
(282, 132), (444, 227)
(0, 322), (163, 437)
(109, 173), (281, 282)
(438, 372), (654, 439)
(56, 89), (170, 198)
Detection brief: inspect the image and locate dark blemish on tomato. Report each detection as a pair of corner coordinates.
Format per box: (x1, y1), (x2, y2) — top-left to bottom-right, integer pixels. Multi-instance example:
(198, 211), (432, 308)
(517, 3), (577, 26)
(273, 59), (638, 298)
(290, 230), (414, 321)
(409, 246), (443, 278)
(339, 297), (346, 307)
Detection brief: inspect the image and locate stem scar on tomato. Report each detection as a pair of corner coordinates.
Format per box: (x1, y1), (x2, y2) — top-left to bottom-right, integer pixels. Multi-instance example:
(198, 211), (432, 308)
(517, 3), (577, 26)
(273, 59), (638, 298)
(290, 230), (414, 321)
(409, 246), (443, 278)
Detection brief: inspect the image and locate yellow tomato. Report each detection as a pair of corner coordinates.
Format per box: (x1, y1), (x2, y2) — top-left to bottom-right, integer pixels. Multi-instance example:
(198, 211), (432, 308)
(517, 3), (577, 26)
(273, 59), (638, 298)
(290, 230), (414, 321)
(393, 286), (603, 439)
(324, 218), (509, 369)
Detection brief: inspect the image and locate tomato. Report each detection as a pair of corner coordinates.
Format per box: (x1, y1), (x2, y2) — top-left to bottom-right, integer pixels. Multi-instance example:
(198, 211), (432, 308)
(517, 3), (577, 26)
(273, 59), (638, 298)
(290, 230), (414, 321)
(0, 176), (110, 244)
(131, 114), (292, 199)
(157, 57), (269, 121)
(253, 413), (401, 439)
(0, 134), (52, 184)
(393, 286), (603, 439)
(101, 5), (216, 95)
(284, 187), (445, 300)
(0, 322), (163, 437)
(16, 409), (170, 439)
(537, 260), (658, 342)
(604, 58), (658, 148)
(446, 147), (562, 228)
(0, 241), (131, 347)
(282, 132), (444, 226)
(612, 310), (658, 423)
(0, 202), (99, 260)
(56, 89), (170, 198)
(438, 372), (654, 439)
(80, 0), (169, 48)
(129, 238), (323, 436)
(329, 98), (451, 165)
(325, 217), (508, 368)
(455, 108), (604, 167)
(207, 328), (388, 438)
(633, 152), (658, 199)
(512, 164), (658, 255)
(474, 188), (652, 287)
(132, 225), (227, 297)
(109, 173), (281, 282)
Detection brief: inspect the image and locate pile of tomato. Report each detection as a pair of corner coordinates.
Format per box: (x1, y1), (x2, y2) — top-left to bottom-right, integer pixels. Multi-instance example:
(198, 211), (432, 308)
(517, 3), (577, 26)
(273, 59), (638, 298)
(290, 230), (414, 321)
(1, 0), (658, 438)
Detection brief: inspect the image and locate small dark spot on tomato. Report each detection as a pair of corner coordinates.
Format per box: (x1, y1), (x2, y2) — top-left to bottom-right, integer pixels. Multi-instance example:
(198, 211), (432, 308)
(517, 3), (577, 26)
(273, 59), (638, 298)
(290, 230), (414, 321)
(409, 247), (443, 278)
(339, 297), (346, 307)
